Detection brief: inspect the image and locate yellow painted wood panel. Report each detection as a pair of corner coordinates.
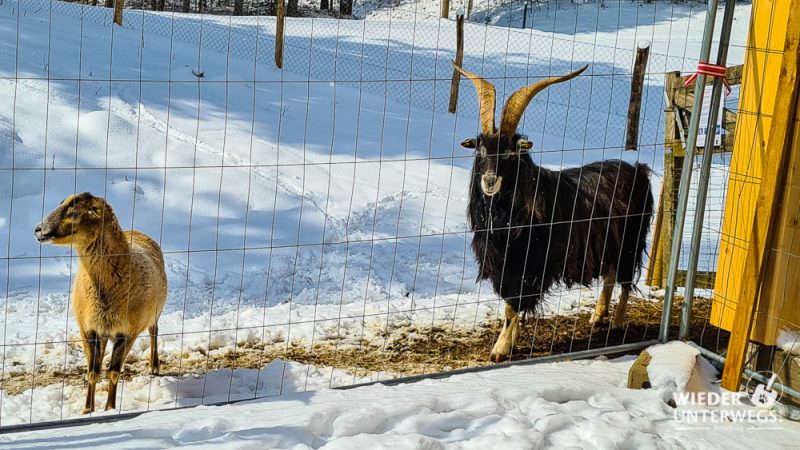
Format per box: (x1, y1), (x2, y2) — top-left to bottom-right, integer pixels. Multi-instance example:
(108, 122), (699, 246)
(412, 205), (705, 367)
(711, 0), (796, 342)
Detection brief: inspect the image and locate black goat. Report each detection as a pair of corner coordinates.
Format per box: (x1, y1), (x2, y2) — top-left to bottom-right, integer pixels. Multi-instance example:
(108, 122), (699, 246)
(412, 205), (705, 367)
(454, 63), (654, 362)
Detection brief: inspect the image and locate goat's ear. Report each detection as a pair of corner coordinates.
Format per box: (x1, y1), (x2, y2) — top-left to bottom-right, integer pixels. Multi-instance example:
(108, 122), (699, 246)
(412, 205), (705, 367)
(460, 138), (477, 149)
(517, 138), (533, 151)
(88, 206), (102, 218)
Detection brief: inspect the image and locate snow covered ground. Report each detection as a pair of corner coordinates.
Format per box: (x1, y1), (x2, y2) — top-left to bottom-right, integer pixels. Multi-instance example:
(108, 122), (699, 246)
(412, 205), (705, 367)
(3, 349), (800, 448)
(0, 0), (752, 426)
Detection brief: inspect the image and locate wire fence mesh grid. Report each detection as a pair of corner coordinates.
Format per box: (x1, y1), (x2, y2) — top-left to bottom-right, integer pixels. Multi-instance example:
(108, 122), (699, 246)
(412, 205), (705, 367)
(680, 0), (800, 401)
(0, 0), (753, 427)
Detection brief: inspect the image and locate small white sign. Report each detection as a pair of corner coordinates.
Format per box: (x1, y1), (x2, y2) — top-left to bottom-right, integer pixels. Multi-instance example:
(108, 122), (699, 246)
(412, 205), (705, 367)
(697, 85), (725, 148)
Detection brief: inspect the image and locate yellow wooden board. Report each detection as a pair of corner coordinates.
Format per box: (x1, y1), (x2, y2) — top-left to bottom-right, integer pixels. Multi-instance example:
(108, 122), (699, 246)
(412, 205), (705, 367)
(711, 0), (800, 345)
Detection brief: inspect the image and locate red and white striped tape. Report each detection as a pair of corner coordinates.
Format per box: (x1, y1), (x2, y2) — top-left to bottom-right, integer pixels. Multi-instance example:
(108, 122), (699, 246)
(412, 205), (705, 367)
(683, 62), (732, 95)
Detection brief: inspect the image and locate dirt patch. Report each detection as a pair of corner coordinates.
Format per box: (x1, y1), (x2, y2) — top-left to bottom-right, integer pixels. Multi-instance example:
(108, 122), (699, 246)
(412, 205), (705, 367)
(0, 297), (728, 396)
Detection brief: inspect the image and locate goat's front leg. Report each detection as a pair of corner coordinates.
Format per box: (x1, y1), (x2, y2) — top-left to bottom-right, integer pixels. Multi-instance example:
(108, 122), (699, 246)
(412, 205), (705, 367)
(611, 286), (631, 329)
(490, 303), (520, 363)
(590, 272), (616, 325)
(81, 331), (106, 415)
(148, 324), (160, 375)
(105, 334), (136, 411)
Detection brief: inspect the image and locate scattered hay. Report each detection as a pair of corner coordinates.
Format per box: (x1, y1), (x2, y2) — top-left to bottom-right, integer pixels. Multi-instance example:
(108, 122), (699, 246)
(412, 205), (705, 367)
(0, 297), (728, 396)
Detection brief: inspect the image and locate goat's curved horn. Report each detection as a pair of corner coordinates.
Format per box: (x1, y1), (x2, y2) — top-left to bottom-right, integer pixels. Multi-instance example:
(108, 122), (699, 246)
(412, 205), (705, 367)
(452, 61), (496, 135)
(499, 65), (588, 137)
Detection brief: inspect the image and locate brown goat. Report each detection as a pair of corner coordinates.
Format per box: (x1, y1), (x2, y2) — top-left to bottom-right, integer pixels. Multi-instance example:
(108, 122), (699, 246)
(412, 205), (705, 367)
(35, 192), (167, 414)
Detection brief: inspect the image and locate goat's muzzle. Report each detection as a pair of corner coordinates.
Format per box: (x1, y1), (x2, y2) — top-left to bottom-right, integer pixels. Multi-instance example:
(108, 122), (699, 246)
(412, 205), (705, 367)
(481, 173), (502, 197)
(34, 223), (53, 242)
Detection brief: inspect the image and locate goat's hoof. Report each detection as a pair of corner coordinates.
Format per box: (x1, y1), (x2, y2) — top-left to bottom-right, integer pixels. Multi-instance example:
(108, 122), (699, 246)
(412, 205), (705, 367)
(610, 316), (625, 330)
(104, 403), (116, 411)
(80, 406), (93, 415)
(589, 313), (608, 325)
(490, 351), (509, 363)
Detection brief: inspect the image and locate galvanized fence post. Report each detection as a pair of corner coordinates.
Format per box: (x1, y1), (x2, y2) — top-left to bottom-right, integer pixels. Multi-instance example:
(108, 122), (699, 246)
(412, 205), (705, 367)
(659, 0), (721, 343)
(678, 0), (737, 341)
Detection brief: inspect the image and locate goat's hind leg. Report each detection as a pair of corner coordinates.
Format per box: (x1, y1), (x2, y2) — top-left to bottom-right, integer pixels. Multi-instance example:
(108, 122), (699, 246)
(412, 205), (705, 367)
(611, 284), (631, 329)
(590, 271), (616, 325)
(490, 303), (520, 363)
(148, 324), (160, 375)
(105, 334), (136, 411)
(81, 330), (106, 415)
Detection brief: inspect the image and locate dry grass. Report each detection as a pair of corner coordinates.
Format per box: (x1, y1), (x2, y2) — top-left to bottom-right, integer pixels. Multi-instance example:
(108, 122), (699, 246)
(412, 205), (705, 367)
(0, 297), (728, 396)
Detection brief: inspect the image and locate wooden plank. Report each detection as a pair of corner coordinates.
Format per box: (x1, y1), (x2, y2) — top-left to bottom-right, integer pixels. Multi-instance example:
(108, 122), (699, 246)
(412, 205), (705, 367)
(771, 350), (800, 408)
(675, 270), (716, 290)
(448, 15), (465, 114)
(659, 72), (681, 287)
(663, 71), (681, 150)
(723, 109), (737, 153)
(755, 128), (800, 341)
(275, 0), (285, 69)
(645, 182), (665, 286)
(626, 44), (650, 150)
(721, 2), (800, 391)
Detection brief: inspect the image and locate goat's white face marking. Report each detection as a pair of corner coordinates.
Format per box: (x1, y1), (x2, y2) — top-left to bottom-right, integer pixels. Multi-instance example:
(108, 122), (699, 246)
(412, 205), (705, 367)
(481, 174), (503, 197)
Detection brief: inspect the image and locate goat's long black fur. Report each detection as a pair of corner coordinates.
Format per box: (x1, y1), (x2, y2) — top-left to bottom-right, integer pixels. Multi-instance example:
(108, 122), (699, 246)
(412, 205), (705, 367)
(468, 136), (654, 313)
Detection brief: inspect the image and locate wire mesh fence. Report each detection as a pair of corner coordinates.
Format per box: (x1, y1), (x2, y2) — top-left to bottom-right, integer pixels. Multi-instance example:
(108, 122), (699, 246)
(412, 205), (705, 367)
(0, 0), (753, 428)
(679, 0), (800, 403)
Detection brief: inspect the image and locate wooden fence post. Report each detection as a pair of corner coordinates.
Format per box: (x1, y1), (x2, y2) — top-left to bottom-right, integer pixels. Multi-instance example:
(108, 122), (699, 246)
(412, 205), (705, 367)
(114, 0), (123, 26)
(448, 15), (465, 114)
(441, 0), (450, 19)
(721, 2), (800, 392)
(646, 71), (681, 288)
(625, 42), (650, 150)
(275, 0), (285, 69)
